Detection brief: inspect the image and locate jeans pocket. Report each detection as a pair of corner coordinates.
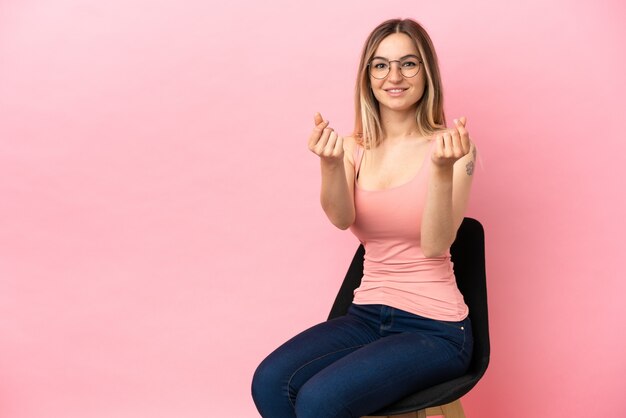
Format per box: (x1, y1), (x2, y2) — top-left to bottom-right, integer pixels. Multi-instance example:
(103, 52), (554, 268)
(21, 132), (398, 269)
(434, 318), (467, 331)
(433, 317), (471, 354)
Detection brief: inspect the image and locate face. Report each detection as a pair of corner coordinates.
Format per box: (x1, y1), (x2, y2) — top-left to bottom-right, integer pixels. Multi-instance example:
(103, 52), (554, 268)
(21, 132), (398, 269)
(369, 33), (426, 113)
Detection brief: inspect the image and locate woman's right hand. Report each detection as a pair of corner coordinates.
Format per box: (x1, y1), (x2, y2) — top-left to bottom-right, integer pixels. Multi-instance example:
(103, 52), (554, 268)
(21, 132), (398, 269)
(306, 112), (355, 229)
(307, 112), (344, 164)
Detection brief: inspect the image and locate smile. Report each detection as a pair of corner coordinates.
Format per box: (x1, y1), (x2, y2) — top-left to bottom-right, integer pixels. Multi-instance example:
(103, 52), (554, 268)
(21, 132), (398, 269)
(385, 88), (408, 96)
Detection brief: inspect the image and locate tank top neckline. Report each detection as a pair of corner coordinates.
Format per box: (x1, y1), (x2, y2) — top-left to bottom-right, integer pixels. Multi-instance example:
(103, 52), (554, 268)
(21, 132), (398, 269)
(355, 140), (434, 193)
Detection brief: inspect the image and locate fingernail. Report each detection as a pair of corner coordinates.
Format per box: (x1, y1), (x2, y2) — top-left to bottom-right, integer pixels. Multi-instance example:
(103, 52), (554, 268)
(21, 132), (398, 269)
(454, 118), (459, 125)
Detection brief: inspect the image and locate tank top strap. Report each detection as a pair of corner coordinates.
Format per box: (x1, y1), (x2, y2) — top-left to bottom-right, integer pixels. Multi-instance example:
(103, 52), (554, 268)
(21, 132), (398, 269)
(427, 137), (437, 157)
(353, 144), (365, 180)
(417, 138), (437, 176)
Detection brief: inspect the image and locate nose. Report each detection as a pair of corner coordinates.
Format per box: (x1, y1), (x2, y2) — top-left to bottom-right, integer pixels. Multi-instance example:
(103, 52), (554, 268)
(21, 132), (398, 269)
(387, 61), (403, 82)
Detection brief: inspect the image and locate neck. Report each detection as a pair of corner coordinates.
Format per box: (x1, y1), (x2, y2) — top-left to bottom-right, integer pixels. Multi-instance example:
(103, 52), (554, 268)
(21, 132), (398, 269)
(379, 106), (421, 143)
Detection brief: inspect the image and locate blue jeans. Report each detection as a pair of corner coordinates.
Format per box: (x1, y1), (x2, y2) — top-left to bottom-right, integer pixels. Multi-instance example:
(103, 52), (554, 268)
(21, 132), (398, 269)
(251, 303), (473, 418)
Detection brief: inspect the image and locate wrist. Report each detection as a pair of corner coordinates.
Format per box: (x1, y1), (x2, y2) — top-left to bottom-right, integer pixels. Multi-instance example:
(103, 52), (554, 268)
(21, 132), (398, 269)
(431, 163), (454, 179)
(320, 158), (344, 170)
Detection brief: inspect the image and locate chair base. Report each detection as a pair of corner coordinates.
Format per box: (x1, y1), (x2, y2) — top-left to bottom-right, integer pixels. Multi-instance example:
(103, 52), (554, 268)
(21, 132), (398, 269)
(362, 399), (466, 418)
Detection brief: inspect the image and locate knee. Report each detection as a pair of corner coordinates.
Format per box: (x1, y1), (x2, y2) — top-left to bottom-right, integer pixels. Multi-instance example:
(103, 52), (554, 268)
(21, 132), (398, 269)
(251, 357), (278, 405)
(295, 381), (351, 418)
(251, 354), (298, 416)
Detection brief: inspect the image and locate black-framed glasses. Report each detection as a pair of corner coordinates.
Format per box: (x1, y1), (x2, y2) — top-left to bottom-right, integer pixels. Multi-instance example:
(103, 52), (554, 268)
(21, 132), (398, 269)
(367, 56), (423, 79)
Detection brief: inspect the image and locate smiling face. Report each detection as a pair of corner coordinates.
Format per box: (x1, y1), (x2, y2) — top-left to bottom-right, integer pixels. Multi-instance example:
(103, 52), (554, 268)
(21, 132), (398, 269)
(369, 33), (427, 113)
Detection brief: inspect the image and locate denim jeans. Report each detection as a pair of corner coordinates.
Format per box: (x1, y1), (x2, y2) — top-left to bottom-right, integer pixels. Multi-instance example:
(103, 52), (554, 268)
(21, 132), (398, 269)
(251, 303), (473, 418)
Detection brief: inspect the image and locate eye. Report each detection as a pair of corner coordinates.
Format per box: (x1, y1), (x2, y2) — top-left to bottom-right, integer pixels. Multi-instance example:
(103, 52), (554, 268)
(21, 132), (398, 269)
(402, 60), (418, 67)
(373, 62), (388, 69)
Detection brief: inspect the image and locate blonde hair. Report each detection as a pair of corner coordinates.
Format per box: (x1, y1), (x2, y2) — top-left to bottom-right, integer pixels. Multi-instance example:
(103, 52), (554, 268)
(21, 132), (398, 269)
(353, 18), (447, 149)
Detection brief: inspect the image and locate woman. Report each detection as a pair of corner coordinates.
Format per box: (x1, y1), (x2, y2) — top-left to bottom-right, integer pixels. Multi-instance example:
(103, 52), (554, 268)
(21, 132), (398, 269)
(252, 18), (477, 418)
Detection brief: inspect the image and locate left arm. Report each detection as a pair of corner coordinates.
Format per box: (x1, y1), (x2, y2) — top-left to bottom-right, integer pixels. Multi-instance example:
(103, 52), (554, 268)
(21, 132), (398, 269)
(421, 117), (477, 257)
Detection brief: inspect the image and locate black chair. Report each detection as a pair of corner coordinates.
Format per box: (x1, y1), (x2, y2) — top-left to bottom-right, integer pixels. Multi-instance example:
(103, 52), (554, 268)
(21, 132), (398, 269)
(327, 217), (489, 418)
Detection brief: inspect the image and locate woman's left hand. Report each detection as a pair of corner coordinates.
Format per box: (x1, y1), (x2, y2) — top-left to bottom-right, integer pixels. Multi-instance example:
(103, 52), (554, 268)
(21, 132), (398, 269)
(431, 116), (471, 168)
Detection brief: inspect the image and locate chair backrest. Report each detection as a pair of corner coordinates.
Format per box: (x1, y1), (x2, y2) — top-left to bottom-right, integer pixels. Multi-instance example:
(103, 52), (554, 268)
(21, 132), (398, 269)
(448, 217), (490, 376)
(328, 217), (490, 378)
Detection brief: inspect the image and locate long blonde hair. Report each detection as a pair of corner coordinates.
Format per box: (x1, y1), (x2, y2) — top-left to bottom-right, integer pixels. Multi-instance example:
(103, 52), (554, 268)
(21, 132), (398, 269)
(353, 18), (447, 149)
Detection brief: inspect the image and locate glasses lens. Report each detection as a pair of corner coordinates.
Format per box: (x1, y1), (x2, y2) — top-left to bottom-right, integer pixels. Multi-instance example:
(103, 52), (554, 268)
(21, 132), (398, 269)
(400, 58), (420, 78)
(369, 59), (389, 79)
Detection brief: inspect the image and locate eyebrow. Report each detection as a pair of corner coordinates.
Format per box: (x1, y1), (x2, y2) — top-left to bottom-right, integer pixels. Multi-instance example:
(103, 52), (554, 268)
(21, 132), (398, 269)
(371, 54), (420, 61)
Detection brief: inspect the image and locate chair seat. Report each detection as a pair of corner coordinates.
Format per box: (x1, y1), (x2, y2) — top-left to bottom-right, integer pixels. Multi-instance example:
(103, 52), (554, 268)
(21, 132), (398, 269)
(363, 399), (466, 417)
(367, 373), (481, 416)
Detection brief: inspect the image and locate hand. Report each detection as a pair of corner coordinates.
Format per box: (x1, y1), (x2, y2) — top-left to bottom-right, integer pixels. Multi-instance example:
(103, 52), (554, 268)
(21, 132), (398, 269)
(307, 112), (344, 163)
(431, 116), (471, 168)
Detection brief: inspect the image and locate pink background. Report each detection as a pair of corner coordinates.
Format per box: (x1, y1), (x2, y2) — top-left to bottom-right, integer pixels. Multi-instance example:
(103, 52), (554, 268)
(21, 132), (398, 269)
(1, 0), (625, 417)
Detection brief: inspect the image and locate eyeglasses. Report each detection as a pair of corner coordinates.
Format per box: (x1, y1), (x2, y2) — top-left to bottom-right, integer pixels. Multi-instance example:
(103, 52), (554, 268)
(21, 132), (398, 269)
(367, 56), (423, 79)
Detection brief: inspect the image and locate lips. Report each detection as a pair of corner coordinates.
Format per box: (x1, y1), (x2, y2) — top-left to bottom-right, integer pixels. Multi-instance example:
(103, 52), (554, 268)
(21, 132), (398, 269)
(385, 88), (408, 96)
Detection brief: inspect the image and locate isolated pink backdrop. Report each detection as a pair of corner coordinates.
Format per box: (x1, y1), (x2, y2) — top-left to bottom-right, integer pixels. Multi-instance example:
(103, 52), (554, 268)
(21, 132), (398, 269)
(1, 0), (625, 417)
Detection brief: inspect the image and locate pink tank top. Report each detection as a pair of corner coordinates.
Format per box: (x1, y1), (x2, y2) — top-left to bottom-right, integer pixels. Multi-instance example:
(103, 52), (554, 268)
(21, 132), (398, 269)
(348, 141), (469, 321)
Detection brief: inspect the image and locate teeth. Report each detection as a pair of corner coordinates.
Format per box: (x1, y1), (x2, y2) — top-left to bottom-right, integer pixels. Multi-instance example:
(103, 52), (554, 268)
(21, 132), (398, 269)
(388, 89), (405, 92)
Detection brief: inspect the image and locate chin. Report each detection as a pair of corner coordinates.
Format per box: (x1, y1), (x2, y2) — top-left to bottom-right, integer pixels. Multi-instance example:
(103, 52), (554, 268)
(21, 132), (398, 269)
(380, 101), (419, 112)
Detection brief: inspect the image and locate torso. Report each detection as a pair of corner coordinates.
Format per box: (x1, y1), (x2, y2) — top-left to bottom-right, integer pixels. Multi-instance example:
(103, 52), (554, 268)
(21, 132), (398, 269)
(346, 133), (469, 321)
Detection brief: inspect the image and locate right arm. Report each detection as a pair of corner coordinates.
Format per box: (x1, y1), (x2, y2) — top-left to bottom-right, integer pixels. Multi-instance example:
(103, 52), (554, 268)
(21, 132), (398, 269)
(307, 112), (356, 230)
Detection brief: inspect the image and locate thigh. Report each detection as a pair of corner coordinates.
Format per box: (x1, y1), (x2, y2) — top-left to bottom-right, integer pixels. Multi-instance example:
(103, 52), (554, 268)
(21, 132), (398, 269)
(295, 328), (471, 418)
(253, 311), (380, 407)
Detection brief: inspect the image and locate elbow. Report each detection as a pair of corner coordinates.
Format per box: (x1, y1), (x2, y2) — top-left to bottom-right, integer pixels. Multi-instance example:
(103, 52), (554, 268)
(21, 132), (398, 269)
(421, 246), (447, 258)
(332, 214), (355, 230)
(335, 222), (353, 230)
(322, 201), (355, 230)
(421, 234), (455, 258)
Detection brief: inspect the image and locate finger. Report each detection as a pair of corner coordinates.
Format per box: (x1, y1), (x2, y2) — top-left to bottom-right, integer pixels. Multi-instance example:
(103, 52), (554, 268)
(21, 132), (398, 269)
(454, 118), (468, 137)
(314, 112), (324, 125)
(315, 127), (333, 152)
(307, 120), (330, 149)
(460, 133), (471, 155)
(324, 131), (338, 156)
(454, 118), (470, 155)
(334, 135), (344, 156)
(450, 127), (463, 157)
(308, 125), (328, 150)
(434, 134), (445, 160)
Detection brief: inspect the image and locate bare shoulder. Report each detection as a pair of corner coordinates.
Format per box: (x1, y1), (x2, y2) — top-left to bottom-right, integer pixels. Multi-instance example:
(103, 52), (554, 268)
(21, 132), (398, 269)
(342, 134), (358, 167)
